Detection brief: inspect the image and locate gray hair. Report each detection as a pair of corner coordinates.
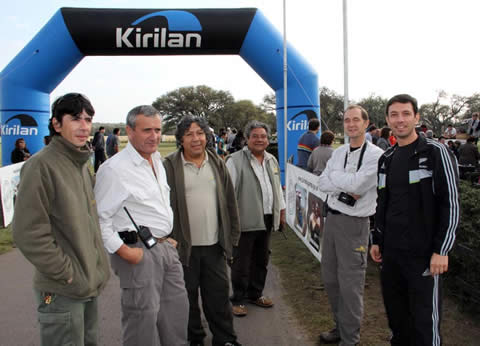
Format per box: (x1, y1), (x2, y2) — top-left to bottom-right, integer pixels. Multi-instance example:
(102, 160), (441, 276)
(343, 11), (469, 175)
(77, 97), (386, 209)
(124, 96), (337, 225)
(425, 129), (434, 139)
(126, 105), (160, 129)
(244, 120), (271, 139)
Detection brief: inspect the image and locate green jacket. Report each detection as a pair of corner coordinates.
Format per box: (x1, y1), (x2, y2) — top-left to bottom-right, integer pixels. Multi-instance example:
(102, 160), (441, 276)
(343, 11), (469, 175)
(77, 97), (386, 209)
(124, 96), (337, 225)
(163, 148), (241, 265)
(13, 136), (110, 299)
(227, 148), (283, 232)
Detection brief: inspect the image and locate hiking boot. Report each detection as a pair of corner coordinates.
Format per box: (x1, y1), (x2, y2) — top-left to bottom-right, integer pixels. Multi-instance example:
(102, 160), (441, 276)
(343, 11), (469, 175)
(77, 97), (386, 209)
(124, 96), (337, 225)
(319, 327), (341, 344)
(249, 296), (274, 308)
(232, 304), (247, 317)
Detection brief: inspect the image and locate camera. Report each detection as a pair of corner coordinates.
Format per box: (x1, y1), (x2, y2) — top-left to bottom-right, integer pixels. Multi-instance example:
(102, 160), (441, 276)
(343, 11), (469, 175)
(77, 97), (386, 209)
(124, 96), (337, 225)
(338, 192), (356, 207)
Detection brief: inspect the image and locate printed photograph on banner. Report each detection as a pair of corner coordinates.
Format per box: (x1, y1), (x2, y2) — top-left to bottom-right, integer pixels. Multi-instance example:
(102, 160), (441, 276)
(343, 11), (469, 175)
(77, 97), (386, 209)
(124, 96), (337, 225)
(294, 184), (308, 236)
(306, 193), (324, 251)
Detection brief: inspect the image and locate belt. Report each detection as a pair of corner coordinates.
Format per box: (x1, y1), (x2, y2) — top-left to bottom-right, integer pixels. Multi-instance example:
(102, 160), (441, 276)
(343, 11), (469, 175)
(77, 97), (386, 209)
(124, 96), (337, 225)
(118, 230), (169, 245)
(326, 206), (343, 215)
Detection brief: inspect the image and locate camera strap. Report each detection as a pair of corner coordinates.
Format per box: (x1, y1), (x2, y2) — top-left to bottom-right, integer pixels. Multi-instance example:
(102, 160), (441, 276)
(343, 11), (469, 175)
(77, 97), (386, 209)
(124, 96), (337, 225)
(343, 141), (367, 172)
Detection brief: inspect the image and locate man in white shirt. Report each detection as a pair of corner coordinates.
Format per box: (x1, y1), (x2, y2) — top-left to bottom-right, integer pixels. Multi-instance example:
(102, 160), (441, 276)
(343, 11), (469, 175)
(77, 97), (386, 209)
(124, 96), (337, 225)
(226, 120), (286, 317)
(443, 124), (457, 139)
(94, 105), (189, 346)
(318, 105), (383, 346)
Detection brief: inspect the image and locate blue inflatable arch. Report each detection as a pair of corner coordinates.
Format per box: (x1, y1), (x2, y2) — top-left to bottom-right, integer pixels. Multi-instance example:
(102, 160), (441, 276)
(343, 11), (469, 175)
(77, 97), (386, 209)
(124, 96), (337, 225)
(0, 8), (319, 180)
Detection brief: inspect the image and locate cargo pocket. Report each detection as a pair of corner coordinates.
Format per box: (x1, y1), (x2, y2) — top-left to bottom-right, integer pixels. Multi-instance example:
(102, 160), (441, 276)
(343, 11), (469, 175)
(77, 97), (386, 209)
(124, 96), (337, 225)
(38, 311), (73, 346)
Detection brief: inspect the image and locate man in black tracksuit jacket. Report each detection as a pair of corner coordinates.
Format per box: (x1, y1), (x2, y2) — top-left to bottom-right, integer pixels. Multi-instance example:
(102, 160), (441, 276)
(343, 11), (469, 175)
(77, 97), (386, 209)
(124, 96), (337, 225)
(370, 94), (459, 346)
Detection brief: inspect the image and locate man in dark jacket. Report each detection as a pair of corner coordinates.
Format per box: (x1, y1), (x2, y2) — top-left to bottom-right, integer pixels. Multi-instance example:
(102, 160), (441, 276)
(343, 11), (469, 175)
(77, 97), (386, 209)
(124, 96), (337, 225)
(370, 94), (459, 346)
(12, 93), (110, 346)
(458, 136), (480, 167)
(92, 126), (106, 172)
(164, 115), (242, 346)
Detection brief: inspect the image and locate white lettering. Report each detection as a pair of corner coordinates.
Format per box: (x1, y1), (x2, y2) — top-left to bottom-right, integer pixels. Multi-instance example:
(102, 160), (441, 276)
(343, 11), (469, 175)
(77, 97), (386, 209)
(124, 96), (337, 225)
(1, 125), (38, 136)
(116, 27), (202, 49)
(116, 28), (134, 48)
(286, 120), (308, 131)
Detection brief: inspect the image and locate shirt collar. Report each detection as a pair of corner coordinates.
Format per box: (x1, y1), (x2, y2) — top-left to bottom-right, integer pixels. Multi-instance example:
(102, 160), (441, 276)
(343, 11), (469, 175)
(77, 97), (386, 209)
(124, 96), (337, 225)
(125, 141), (161, 166)
(181, 151), (208, 167)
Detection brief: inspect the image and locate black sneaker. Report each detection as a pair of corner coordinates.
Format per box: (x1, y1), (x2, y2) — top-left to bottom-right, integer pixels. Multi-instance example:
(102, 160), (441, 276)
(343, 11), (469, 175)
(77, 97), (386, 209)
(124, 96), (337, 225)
(189, 341), (204, 346)
(223, 342), (242, 346)
(319, 327), (341, 344)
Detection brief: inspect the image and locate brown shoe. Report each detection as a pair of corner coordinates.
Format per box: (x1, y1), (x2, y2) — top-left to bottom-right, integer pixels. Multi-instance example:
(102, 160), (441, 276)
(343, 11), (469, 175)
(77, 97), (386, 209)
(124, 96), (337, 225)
(232, 304), (247, 317)
(250, 296), (274, 308)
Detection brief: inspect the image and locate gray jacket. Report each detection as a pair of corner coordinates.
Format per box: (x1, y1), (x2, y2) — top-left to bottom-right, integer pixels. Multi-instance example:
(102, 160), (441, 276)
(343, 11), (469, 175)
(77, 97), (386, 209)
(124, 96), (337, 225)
(227, 148), (283, 232)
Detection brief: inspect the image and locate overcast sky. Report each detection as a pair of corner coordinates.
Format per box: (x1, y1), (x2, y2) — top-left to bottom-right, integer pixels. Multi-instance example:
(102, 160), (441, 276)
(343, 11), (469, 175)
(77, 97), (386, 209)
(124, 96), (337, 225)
(1, 0), (479, 123)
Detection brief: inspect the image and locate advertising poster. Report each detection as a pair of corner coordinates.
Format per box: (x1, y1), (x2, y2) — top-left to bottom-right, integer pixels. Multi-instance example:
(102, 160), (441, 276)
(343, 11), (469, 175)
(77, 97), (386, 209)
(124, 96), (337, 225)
(0, 162), (24, 227)
(285, 163), (327, 262)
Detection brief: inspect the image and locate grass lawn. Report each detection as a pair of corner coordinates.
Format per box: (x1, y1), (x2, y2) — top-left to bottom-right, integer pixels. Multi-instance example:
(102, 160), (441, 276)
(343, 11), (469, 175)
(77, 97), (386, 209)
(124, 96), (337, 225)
(270, 227), (480, 345)
(0, 226), (13, 255)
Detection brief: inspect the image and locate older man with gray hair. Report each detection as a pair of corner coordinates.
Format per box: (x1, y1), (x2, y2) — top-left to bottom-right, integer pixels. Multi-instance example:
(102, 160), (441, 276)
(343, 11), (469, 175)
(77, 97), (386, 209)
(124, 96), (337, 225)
(94, 105), (189, 346)
(226, 120), (286, 317)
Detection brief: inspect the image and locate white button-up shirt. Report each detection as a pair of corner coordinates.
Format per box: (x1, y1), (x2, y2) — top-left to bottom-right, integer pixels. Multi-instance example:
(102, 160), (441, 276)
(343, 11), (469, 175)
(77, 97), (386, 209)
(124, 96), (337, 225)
(94, 142), (173, 254)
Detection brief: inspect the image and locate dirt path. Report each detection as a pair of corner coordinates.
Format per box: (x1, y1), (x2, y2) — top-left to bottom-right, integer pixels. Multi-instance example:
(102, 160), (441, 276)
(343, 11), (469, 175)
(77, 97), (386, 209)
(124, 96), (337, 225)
(0, 249), (312, 346)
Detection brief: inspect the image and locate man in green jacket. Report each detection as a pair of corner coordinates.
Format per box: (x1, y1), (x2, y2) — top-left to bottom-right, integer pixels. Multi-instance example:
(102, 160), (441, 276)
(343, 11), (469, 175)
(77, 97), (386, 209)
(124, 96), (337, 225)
(226, 120), (286, 317)
(12, 93), (110, 346)
(164, 115), (242, 346)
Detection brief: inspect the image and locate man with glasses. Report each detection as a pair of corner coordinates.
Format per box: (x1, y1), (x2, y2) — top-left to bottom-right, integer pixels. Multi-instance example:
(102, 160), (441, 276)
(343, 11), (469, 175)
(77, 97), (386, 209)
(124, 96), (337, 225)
(13, 93), (110, 346)
(226, 120), (286, 317)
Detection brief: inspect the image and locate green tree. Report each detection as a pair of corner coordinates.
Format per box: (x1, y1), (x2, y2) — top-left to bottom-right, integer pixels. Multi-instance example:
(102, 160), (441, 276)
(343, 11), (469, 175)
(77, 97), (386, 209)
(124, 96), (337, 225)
(420, 91), (469, 136)
(152, 85), (234, 133)
(319, 87), (344, 134)
(222, 100), (276, 133)
(358, 94), (388, 128)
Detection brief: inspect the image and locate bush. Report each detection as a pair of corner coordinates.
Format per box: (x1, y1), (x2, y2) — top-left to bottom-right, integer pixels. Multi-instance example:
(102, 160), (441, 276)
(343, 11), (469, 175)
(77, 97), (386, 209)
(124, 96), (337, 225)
(445, 181), (480, 314)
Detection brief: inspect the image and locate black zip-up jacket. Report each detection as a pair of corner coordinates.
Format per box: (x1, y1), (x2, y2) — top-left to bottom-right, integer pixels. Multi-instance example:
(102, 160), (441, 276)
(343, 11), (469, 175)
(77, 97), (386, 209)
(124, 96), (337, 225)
(372, 136), (460, 257)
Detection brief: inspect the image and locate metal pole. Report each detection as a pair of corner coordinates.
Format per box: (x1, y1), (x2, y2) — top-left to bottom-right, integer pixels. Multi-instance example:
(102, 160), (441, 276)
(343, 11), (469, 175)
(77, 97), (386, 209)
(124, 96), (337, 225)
(343, 0), (349, 144)
(283, 0), (288, 171)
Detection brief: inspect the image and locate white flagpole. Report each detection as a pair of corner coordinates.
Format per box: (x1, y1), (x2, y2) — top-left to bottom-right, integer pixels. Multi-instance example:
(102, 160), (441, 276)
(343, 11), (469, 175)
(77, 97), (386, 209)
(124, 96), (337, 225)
(343, 0), (350, 144)
(283, 0), (288, 170)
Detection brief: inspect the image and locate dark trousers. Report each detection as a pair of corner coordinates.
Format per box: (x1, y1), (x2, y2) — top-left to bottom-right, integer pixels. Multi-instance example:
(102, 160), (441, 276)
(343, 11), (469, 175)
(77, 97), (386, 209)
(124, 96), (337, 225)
(381, 250), (442, 346)
(231, 214), (273, 304)
(94, 150), (106, 173)
(183, 244), (237, 346)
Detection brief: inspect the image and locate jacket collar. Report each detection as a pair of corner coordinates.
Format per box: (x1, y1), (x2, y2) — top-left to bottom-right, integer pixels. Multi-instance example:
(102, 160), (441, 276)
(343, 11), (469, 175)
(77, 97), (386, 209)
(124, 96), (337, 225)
(50, 135), (91, 166)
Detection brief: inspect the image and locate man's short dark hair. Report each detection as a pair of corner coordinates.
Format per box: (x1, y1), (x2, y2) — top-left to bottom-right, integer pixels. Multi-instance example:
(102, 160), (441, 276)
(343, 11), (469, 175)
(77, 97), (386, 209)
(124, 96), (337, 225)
(367, 125), (377, 132)
(99, 126), (105, 131)
(49, 93), (95, 136)
(320, 130), (335, 145)
(308, 118), (320, 131)
(385, 94), (418, 115)
(467, 136), (476, 143)
(113, 128), (120, 135)
(175, 115), (212, 149)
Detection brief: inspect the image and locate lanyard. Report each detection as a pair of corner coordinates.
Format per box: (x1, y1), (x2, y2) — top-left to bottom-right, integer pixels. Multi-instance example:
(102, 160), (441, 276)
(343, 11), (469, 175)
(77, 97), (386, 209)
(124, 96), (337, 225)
(344, 142), (367, 172)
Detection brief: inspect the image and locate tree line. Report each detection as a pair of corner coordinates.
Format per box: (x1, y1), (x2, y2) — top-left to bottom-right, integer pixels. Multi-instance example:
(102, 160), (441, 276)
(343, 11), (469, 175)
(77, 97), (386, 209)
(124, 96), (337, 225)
(92, 85), (480, 138)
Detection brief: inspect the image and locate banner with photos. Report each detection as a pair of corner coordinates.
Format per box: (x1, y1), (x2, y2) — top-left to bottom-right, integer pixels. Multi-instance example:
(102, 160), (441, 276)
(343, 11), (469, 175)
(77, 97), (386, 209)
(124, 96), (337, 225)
(285, 163), (327, 262)
(0, 162), (24, 228)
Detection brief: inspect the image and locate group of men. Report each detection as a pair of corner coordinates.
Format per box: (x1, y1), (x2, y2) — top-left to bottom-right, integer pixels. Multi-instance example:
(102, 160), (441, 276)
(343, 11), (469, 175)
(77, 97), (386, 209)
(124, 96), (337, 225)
(317, 95), (459, 346)
(11, 92), (460, 346)
(13, 93), (285, 346)
(92, 126), (120, 172)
